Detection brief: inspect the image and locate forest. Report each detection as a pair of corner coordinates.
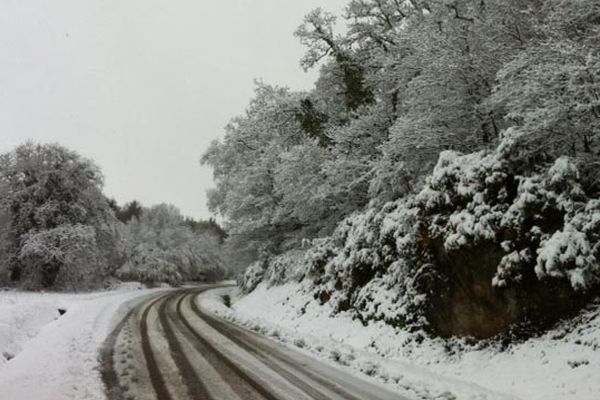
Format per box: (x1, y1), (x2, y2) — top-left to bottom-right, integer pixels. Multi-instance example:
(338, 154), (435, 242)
(203, 0), (600, 337)
(0, 142), (227, 290)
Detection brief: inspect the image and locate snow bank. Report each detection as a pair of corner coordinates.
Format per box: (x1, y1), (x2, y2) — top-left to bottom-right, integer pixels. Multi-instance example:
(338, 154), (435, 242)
(200, 284), (600, 400)
(0, 283), (163, 400)
(0, 291), (65, 366)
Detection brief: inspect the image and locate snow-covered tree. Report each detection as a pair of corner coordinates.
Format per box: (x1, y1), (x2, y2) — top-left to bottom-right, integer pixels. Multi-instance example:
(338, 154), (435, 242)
(490, 1), (600, 160)
(117, 204), (225, 284)
(0, 142), (119, 289)
(296, 8), (373, 112)
(202, 84), (332, 258)
(0, 207), (12, 285)
(18, 224), (103, 290)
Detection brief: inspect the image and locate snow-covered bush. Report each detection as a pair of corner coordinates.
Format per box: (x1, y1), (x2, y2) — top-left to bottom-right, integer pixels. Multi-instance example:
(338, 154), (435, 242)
(238, 200), (428, 327)
(304, 237), (338, 280)
(263, 249), (307, 286)
(116, 244), (182, 285)
(239, 259), (267, 294)
(535, 199), (600, 290)
(418, 138), (599, 292)
(310, 201), (427, 326)
(239, 249), (308, 293)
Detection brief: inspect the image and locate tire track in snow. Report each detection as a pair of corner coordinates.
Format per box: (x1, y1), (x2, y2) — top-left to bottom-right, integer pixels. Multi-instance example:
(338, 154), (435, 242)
(172, 292), (278, 400)
(189, 291), (403, 400)
(102, 285), (405, 400)
(139, 294), (174, 400)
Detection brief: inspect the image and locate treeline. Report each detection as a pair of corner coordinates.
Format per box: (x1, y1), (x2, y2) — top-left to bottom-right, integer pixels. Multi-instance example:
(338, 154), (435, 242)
(0, 142), (227, 290)
(205, 0), (600, 337)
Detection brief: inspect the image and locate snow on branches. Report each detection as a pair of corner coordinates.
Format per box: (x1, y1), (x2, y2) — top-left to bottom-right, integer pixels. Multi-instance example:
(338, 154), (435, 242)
(418, 137), (600, 291)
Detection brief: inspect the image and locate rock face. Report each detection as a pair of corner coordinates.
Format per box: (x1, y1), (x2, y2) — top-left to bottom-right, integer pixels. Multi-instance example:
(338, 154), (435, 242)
(426, 239), (591, 338)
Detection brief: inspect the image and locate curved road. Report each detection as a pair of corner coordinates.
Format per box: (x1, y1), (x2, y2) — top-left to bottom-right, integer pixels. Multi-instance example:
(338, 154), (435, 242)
(101, 285), (405, 400)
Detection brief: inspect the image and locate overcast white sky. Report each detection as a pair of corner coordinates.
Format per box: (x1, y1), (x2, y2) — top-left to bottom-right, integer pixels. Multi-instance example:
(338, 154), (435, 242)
(0, 0), (348, 220)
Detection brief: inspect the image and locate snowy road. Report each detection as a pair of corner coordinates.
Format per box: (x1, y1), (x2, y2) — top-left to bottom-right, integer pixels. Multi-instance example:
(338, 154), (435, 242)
(102, 286), (405, 400)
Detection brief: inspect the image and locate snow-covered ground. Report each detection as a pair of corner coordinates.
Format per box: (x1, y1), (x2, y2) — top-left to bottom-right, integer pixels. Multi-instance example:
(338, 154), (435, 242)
(0, 283), (165, 400)
(199, 282), (600, 400)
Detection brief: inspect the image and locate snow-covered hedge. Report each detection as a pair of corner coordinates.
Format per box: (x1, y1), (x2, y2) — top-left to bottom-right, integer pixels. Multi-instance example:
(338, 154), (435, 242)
(240, 202), (428, 327)
(307, 202), (427, 327)
(241, 131), (600, 336)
